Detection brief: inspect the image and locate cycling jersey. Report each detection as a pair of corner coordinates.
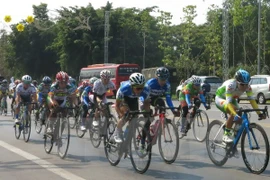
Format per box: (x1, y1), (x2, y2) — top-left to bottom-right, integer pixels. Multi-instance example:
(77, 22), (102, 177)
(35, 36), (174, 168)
(77, 85), (85, 94)
(92, 79), (115, 97)
(37, 83), (50, 103)
(16, 83), (36, 100)
(179, 82), (206, 106)
(146, 78), (174, 110)
(116, 81), (149, 101)
(216, 79), (254, 102)
(81, 86), (93, 105)
(49, 82), (76, 101)
(0, 84), (9, 95)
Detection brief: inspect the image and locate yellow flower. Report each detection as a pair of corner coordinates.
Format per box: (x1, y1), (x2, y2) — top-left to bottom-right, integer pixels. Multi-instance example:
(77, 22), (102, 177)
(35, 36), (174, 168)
(26, 16), (34, 24)
(4, 15), (11, 23)
(16, 23), (25, 32)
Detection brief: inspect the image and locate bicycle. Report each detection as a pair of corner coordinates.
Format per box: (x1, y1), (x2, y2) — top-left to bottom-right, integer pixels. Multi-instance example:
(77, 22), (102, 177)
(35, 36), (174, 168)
(206, 106), (269, 174)
(75, 104), (94, 138)
(144, 106), (180, 164)
(90, 102), (117, 148)
(0, 95), (8, 116)
(43, 106), (73, 159)
(174, 100), (209, 142)
(14, 102), (37, 142)
(34, 99), (50, 134)
(104, 111), (152, 174)
(221, 105), (251, 120)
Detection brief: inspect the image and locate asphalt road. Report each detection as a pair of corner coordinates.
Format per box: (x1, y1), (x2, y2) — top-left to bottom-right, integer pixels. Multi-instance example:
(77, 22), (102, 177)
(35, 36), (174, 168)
(0, 99), (270, 180)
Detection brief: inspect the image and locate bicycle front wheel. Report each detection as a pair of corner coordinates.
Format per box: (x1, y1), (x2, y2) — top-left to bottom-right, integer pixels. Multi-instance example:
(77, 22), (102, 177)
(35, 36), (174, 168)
(23, 114), (31, 142)
(14, 123), (21, 139)
(57, 117), (70, 159)
(76, 114), (86, 138)
(130, 123), (152, 174)
(193, 110), (209, 142)
(34, 111), (42, 134)
(241, 123), (270, 174)
(158, 120), (179, 164)
(44, 120), (53, 154)
(206, 120), (228, 166)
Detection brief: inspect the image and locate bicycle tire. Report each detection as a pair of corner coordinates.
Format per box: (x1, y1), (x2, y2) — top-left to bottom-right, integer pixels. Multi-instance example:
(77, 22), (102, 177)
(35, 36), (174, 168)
(23, 113), (31, 142)
(193, 110), (209, 142)
(14, 123), (21, 139)
(44, 120), (53, 154)
(206, 120), (228, 166)
(158, 121), (179, 164)
(104, 120), (120, 166)
(130, 123), (152, 174)
(76, 114), (86, 138)
(241, 123), (270, 174)
(34, 111), (42, 134)
(58, 117), (70, 159)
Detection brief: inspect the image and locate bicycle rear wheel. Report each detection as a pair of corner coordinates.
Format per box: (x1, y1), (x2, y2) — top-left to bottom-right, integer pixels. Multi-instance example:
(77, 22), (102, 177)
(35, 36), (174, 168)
(58, 117), (70, 159)
(193, 110), (209, 142)
(130, 123), (152, 174)
(158, 120), (179, 164)
(104, 120), (120, 166)
(34, 111), (42, 134)
(241, 123), (269, 174)
(14, 123), (21, 139)
(206, 120), (228, 166)
(23, 114), (31, 142)
(76, 114), (86, 138)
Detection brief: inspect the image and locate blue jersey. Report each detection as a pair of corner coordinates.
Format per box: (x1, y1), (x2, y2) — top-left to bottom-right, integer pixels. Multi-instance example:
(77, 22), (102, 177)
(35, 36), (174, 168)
(81, 86), (93, 105)
(146, 78), (174, 111)
(116, 81), (149, 102)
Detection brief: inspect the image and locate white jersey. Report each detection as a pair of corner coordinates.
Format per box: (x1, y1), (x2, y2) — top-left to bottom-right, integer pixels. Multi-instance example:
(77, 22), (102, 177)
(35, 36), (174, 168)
(92, 79), (115, 96)
(16, 83), (36, 98)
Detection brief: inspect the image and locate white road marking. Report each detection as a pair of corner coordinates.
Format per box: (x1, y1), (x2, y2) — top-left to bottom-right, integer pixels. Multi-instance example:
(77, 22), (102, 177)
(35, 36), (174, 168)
(0, 140), (86, 180)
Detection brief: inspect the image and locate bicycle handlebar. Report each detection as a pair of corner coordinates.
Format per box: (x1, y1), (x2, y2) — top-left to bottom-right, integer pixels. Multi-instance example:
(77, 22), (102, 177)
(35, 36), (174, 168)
(237, 106), (269, 120)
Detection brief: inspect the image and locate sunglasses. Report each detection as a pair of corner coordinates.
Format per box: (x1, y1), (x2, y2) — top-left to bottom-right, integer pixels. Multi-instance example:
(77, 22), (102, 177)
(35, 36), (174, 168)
(239, 83), (248, 86)
(132, 85), (144, 90)
(194, 84), (200, 87)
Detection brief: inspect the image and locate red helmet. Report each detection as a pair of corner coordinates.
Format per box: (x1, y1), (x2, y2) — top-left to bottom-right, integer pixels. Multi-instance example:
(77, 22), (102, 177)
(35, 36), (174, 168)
(82, 80), (89, 87)
(56, 71), (69, 82)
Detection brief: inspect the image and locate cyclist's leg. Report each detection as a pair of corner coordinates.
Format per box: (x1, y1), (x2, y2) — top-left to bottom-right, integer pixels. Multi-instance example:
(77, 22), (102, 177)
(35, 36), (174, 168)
(3, 95), (7, 113)
(92, 94), (103, 126)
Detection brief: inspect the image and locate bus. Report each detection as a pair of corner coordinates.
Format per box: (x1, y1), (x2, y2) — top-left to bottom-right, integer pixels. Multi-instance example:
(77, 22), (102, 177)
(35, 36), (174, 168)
(79, 63), (141, 97)
(141, 66), (179, 95)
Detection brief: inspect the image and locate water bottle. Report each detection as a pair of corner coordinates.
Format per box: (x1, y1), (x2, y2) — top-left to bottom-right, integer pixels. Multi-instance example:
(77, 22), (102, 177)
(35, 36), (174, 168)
(124, 125), (129, 140)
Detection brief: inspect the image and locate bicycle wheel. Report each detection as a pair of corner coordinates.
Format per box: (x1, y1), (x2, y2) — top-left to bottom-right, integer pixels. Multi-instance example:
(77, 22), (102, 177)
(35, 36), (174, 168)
(206, 120), (228, 166)
(241, 123), (269, 174)
(68, 109), (77, 129)
(104, 120), (120, 166)
(34, 111), (42, 134)
(76, 114), (86, 138)
(14, 123), (21, 139)
(57, 117), (70, 159)
(23, 114), (31, 142)
(130, 123), (152, 174)
(90, 116), (102, 148)
(158, 120), (179, 164)
(44, 120), (53, 154)
(193, 110), (209, 142)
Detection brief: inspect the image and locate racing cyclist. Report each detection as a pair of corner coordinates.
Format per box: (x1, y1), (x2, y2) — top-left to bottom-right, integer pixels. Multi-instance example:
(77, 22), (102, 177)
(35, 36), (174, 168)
(215, 69), (266, 143)
(92, 70), (116, 127)
(15, 75), (37, 124)
(0, 79), (10, 114)
(114, 73), (150, 143)
(47, 71), (76, 133)
(178, 76), (209, 137)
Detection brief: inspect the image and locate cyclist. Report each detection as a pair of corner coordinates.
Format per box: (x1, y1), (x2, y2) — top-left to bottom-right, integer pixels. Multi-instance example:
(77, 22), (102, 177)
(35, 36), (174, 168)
(0, 79), (10, 114)
(36, 76), (52, 124)
(32, 80), (38, 88)
(179, 76), (209, 137)
(69, 76), (77, 88)
(47, 71), (76, 133)
(80, 77), (99, 131)
(92, 70), (116, 127)
(10, 80), (21, 112)
(75, 80), (89, 105)
(215, 69), (266, 143)
(113, 73), (150, 143)
(15, 75), (37, 124)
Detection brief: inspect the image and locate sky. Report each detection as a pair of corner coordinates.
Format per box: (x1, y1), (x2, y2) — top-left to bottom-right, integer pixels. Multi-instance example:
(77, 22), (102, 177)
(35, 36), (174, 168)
(0, 0), (223, 28)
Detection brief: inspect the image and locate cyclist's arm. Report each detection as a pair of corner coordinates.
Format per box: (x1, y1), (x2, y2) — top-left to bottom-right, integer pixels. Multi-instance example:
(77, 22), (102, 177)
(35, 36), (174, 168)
(246, 87), (261, 115)
(164, 83), (174, 112)
(115, 89), (124, 117)
(183, 84), (192, 106)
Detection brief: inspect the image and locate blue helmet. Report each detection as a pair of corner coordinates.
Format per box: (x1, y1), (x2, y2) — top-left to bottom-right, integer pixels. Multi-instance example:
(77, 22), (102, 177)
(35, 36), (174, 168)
(235, 69), (250, 84)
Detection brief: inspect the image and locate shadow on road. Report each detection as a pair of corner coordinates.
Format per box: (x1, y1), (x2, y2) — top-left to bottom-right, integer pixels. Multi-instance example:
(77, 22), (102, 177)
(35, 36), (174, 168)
(145, 169), (203, 180)
(65, 154), (108, 163)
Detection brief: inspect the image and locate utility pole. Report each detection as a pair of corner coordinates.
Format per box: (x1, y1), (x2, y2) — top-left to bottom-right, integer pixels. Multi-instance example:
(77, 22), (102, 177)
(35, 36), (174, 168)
(142, 32), (146, 69)
(257, 0), (261, 74)
(222, 0), (230, 80)
(104, 11), (110, 64)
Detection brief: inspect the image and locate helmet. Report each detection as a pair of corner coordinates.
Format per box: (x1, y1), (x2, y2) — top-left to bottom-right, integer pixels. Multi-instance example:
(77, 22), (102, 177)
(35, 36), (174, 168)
(2, 79), (7, 84)
(82, 80), (89, 87)
(235, 69), (250, 84)
(89, 77), (98, 85)
(129, 73), (145, 85)
(32, 80), (38, 85)
(42, 76), (52, 85)
(156, 67), (169, 79)
(191, 76), (201, 85)
(100, 70), (111, 79)
(56, 71), (69, 82)
(21, 75), (32, 84)
(15, 79), (21, 85)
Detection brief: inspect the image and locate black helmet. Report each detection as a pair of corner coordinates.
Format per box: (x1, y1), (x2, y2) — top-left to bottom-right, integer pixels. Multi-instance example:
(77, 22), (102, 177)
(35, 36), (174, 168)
(156, 67), (169, 80)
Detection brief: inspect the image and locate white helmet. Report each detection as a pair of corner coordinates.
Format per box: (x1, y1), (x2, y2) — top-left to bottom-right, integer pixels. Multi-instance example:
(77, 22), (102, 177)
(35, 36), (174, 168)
(129, 73), (145, 85)
(100, 70), (111, 79)
(89, 77), (98, 84)
(21, 75), (32, 84)
(191, 76), (201, 85)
